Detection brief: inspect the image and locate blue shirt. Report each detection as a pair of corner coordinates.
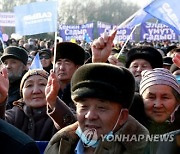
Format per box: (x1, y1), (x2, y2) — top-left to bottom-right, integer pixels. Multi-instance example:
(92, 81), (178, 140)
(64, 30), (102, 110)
(74, 139), (84, 154)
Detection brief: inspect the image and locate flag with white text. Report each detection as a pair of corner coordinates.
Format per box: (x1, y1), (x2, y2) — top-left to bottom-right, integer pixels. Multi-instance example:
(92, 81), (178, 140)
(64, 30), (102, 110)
(14, 1), (57, 35)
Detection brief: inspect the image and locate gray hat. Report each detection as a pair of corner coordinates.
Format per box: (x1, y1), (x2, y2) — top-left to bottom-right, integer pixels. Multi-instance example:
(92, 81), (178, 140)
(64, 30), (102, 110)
(1, 46), (28, 65)
(140, 68), (180, 95)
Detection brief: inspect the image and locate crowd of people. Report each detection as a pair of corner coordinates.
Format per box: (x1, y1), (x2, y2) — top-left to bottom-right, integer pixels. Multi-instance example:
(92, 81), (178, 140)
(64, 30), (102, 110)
(0, 30), (180, 154)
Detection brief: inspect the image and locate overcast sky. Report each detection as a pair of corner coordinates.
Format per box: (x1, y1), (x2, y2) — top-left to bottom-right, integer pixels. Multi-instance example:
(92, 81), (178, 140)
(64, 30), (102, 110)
(122, 0), (152, 8)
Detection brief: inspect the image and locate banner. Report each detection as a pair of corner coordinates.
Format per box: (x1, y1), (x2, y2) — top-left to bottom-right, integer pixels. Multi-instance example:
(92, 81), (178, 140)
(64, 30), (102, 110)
(115, 28), (134, 42)
(97, 21), (134, 42)
(144, 0), (180, 34)
(59, 22), (94, 41)
(97, 21), (112, 36)
(14, 1), (57, 35)
(140, 22), (178, 41)
(0, 12), (15, 27)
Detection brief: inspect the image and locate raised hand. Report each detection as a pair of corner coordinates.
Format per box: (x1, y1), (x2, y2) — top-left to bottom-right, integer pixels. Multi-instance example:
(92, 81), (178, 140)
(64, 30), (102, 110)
(173, 53), (180, 68)
(91, 29), (117, 63)
(45, 70), (60, 109)
(0, 67), (9, 103)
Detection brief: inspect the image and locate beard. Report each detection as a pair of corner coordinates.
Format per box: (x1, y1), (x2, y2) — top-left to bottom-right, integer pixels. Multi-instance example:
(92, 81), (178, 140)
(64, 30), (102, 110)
(8, 71), (23, 83)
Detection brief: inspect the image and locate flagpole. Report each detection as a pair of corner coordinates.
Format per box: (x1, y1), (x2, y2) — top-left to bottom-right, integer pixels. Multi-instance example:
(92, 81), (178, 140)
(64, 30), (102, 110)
(53, 31), (57, 72)
(117, 25), (138, 59)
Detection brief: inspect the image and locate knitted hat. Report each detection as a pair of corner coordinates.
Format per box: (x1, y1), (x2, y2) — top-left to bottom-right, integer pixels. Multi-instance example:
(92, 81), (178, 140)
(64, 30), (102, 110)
(20, 69), (49, 96)
(54, 42), (85, 65)
(139, 68), (180, 95)
(1, 46), (28, 65)
(125, 46), (163, 68)
(71, 63), (135, 108)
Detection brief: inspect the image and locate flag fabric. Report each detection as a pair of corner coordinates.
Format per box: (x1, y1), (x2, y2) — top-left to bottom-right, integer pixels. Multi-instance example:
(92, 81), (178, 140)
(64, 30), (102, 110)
(144, 0), (180, 34)
(125, 9), (153, 29)
(14, 1), (57, 35)
(0, 28), (2, 40)
(29, 53), (43, 70)
(84, 33), (91, 43)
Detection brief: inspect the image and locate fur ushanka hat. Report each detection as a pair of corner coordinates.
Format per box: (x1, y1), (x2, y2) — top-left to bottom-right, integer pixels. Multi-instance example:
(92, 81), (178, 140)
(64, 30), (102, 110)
(55, 42), (85, 65)
(125, 46), (163, 69)
(71, 63), (135, 108)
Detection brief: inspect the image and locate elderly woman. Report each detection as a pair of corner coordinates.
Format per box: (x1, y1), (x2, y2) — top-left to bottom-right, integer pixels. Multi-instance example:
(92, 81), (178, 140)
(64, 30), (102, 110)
(139, 68), (180, 134)
(0, 68), (75, 141)
(138, 68), (180, 154)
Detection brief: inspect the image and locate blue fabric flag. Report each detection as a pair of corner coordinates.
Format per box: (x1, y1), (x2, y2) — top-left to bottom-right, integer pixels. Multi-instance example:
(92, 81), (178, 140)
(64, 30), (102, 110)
(144, 0), (180, 34)
(14, 1), (57, 35)
(125, 9), (153, 29)
(84, 33), (91, 43)
(0, 28), (3, 41)
(29, 53), (43, 70)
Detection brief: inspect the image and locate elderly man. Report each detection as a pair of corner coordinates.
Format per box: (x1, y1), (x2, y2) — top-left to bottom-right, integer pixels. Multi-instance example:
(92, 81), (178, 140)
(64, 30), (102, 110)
(125, 46), (163, 92)
(0, 46), (28, 109)
(53, 42), (85, 109)
(44, 63), (149, 154)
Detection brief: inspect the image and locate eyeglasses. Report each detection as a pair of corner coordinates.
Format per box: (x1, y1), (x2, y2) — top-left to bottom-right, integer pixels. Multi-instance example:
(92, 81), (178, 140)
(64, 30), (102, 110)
(40, 55), (50, 60)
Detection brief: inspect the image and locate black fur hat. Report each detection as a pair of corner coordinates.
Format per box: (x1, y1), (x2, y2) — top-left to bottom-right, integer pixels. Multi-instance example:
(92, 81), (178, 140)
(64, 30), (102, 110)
(125, 46), (163, 68)
(71, 63), (135, 108)
(55, 42), (85, 65)
(1, 46), (28, 65)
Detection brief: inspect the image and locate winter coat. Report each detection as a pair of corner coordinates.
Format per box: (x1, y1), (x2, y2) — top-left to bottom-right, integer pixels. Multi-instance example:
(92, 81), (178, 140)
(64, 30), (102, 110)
(45, 115), (149, 154)
(0, 118), (40, 154)
(0, 98), (76, 141)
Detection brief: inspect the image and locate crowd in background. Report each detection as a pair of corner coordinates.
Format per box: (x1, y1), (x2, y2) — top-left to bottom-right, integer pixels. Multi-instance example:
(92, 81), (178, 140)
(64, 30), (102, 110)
(0, 33), (180, 154)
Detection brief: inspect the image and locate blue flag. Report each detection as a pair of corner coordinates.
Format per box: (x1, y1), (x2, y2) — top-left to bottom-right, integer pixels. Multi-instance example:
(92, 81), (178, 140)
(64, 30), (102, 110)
(29, 53), (43, 70)
(84, 33), (91, 43)
(14, 1), (57, 35)
(144, 0), (180, 34)
(125, 9), (153, 29)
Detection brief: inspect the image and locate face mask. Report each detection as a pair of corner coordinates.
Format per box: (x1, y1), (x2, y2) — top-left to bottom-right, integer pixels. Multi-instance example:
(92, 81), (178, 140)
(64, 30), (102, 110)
(104, 109), (125, 141)
(76, 109), (125, 147)
(76, 127), (99, 148)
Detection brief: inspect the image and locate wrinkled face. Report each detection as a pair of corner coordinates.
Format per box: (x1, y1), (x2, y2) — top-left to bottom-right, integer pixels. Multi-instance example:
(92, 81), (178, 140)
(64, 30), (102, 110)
(129, 59), (152, 83)
(55, 58), (79, 83)
(40, 53), (52, 68)
(76, 98), (124, 138)
(3, 58), (26, 83)
(22, 75), (47, 108)
(142, 85), (178, 123)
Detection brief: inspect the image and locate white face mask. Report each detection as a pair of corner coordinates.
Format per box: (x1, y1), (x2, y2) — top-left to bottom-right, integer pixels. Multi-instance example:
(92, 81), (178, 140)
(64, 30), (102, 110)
(76, 109), (125, 147)
(104, 109), (125, 140)
(76, 127), (99, 148)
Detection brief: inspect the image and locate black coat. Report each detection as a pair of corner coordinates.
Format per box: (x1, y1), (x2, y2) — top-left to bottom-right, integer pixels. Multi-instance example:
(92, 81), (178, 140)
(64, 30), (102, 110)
(0, 119), (40, 154)
(7, 78), (21, 110)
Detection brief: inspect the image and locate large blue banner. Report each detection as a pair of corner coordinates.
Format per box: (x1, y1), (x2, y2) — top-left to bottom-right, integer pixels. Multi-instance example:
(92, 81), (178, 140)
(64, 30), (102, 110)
(14, 1), (57, 35)
(97, 21), (112, 36)
(97, 21), (134, 42)
(140, 22), (178, 41)
(144, 0), (180, 34)
(59, 22), (94, 42)
(113, 27), (134, 42)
